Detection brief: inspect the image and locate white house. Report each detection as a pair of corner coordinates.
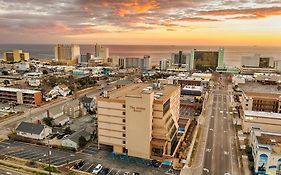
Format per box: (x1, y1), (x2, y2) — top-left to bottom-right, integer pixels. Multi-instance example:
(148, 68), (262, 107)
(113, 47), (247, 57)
(15, 122), (52, 140)
(54, 84), (71, 97)
(61, 129), (91, 150)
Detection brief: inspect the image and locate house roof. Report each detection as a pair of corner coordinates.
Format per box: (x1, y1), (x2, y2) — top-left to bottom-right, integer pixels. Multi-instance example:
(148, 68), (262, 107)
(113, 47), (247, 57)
(79, 95), (93, 104)
(16, 122), (46, 135)
(65, 129), (91, 143)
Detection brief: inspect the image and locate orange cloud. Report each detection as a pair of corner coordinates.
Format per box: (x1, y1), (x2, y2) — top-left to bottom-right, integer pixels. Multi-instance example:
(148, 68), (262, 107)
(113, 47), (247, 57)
(102, 0), (159, 16)
(199, 7), (281, 19)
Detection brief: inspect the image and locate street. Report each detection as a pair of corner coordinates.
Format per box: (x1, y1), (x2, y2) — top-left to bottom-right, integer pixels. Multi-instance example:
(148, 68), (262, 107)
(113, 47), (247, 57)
(0, 165), (26, 175)
(190, 74), (240, 175)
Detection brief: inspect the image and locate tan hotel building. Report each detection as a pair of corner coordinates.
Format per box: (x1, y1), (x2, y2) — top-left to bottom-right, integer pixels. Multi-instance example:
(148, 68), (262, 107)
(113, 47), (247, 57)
(96, 83), (180, 160)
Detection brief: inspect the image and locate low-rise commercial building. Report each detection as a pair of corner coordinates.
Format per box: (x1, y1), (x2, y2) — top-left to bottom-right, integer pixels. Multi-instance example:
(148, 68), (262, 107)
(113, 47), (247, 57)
(241, 92), (281, 113)
(0, 87), (42, 106)
(250, 128), (281, 175)
(242, 110), (281, 133)
(97, 83), (180, 161)
(181, 85), (203, 96)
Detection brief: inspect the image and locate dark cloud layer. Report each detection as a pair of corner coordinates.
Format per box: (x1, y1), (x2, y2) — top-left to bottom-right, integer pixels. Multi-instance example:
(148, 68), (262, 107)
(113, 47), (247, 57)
(0, 0), (280, 42)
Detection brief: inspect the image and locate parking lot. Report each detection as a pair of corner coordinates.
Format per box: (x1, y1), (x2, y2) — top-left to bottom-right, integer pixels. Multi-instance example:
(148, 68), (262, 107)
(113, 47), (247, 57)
(180, 106), (195, 117)
(0, 140), (81, 166)
(0, 140), (179, 175)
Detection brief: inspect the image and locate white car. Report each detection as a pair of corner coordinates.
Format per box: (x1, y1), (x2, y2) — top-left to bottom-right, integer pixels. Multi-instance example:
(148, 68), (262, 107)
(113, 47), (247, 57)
(92, 164), (102, 174)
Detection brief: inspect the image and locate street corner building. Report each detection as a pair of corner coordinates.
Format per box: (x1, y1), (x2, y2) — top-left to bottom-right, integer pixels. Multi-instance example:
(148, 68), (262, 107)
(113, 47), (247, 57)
(250, 127), (281, 175)
(96, 83), (181, 162)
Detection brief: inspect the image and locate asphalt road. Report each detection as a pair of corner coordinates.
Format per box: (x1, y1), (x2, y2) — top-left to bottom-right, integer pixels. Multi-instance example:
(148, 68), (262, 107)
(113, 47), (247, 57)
(0, 165), (26, 175)
(202, 75), (239, 175)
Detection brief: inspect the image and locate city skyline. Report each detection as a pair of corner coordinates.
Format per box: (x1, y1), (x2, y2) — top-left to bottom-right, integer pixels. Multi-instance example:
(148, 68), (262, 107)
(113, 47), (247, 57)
(0, 0), (281, 46)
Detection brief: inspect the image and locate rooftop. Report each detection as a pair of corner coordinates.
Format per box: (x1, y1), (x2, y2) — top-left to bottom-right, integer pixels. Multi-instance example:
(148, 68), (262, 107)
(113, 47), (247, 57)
(256, 131), (281, 153)
(106, 83), (179, 102)
(16, 122), (46, 135)
(0, 86), (41, 94)
(65, 129), (91, 143)
(244, 110), (281, 120)
(239, 82), (281, 96)
(182, 85), (203, 92)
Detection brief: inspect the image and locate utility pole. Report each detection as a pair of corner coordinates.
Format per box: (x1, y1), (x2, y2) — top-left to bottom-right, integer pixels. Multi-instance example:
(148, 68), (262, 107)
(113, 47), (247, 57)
(48, 140), (51, 175)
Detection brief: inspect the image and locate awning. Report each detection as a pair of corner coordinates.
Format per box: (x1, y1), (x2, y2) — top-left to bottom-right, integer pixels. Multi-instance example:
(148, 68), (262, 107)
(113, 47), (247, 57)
(162, 160), (172, 166)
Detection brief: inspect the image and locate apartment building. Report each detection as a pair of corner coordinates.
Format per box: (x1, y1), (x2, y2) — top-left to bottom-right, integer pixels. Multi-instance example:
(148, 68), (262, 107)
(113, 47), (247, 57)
(96, 83), (180, 161)
(241, 92), (281, 113)
(0, 87), (42, 106)
(249, 128), (281, 175)
(3, 50), (29, 62)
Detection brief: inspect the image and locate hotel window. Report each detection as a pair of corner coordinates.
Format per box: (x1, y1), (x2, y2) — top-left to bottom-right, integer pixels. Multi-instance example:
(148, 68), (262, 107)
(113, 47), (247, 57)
(122, 104), (126, 108)
(123, 133), (126, 137)
(123, 126), (126, 130)
(122, 112), (126, 115)
(122, 119), (126, 123)
(123, 141), (126, 144)
(163, 99), (170, 115)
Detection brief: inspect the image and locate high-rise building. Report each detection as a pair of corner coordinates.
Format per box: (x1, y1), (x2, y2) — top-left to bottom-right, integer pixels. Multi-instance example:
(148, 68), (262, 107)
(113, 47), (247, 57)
(96, 83), (180, 160)
(3, 50), (29, 62)
(143, 55), (152, 70)
(54, 44), (80, 65)
(171, 51), (190, 69)
(241, 54), (274, 68)
(160, 59), (168, 70)
(95, 44), (109, 63)
(78, 53), (93, 64)
(117, 56), (150, 69)
(190, 48), (224, 71)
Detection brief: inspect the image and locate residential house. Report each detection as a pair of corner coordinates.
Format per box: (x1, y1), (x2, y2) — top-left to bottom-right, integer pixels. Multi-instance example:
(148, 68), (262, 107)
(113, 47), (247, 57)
(54, 84), (71, 97)
(15, 122), (52, 140)
(63, 100), (86, 118)
(79, 95), (95, 112)
(61, 129), (91, 150)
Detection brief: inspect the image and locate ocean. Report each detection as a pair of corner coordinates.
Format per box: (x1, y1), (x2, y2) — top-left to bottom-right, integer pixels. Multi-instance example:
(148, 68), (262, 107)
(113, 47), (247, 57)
(1, 44), (281, 67)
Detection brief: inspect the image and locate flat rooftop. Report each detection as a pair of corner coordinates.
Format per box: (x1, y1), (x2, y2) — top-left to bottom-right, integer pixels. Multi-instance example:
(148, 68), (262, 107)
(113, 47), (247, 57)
(0, 86), (41, 94)
(239, 82), (281, 96)
(244, 110), (281, 120)
(256, 132), (281, 153)
(108, 83), (178, 102)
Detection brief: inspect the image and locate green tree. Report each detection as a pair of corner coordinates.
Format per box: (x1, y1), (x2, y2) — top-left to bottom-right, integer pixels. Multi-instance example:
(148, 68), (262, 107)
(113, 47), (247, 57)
(42, 69), (48, 74)
(3, 79), (10, 86)
(78, 136), (87, 147)
(64, 126), (72, 135)
(2, 70), (8, 75)
(42, 117), (54, 127)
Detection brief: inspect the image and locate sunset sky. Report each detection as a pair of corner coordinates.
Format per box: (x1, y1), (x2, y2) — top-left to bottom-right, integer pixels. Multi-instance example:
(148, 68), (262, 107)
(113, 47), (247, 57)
(0, 0), (281, 45)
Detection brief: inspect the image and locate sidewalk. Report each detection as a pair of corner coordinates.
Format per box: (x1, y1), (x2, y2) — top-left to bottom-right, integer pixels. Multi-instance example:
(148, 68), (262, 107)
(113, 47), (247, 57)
(242, 156), (252, 175)
(180, 92), (214, 175)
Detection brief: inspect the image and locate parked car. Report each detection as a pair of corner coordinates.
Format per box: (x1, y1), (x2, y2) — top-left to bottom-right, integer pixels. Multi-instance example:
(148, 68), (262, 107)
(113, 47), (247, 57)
(62, 134), (69, 139)
(124, 172), (130, 175)
(151, 159), (161, 168)
(92, 164), (102, 174)
(132, 173), (140, 175)
(74, 160), (85, 169)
